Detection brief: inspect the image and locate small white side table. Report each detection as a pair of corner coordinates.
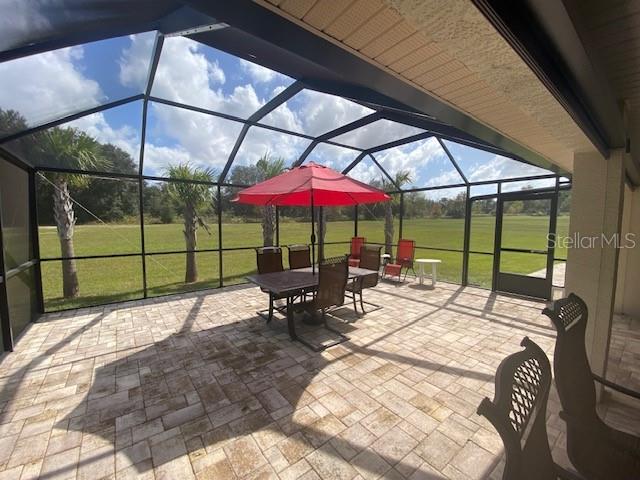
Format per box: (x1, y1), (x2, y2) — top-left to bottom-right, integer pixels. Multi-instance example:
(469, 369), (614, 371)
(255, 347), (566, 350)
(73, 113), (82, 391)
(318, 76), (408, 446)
(380, 253), (391, 272)
(415, 259), (442, 286)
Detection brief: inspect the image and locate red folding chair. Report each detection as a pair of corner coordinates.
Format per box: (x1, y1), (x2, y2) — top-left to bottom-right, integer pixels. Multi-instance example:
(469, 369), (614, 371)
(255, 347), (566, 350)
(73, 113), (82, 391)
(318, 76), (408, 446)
(383, 239), (416, 281)
(348, 236), (365, 267)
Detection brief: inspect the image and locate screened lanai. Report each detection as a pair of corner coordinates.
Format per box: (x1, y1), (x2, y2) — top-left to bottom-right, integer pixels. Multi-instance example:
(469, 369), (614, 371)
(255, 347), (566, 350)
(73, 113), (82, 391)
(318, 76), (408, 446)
(11, 4), (640, 480)
(0, 28), (569, 349)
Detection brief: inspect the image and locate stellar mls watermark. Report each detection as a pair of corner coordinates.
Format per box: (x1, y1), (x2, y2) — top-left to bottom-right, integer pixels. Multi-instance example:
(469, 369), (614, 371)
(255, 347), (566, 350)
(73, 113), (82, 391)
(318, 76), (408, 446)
(548, 233), (637, 249)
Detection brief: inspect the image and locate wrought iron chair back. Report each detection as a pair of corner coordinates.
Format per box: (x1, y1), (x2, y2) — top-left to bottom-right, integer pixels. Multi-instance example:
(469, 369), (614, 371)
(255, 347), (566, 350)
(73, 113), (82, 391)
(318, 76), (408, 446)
(478, 337), (557, 480)
(542, 294), (596, 421)
(542, 293), (640, 479)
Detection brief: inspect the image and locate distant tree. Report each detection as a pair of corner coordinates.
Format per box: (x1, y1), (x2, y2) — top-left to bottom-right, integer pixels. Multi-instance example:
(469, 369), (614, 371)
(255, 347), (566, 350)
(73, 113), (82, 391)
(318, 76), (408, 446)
(558, 190), (571, 214)
(73, 144), (138, 222)
(430, 203), (443, 218)
(505, 200), (524, 215)
(165, 163), (215, 283)
(442, 192), (466, 218)
(225, 165), (261, 219)
(255, 154), (286, 246)
(0, 109), (28, 137)
(40, 128), (109, 298)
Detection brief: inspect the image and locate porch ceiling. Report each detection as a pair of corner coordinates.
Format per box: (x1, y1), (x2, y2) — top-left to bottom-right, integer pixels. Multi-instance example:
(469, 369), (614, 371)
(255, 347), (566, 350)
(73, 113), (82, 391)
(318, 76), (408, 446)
(255, 0), (597, 173)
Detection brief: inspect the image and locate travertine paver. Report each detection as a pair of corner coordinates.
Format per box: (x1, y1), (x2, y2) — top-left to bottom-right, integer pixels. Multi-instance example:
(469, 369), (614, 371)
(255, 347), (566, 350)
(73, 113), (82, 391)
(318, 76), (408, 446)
(0, 280), (637, 480)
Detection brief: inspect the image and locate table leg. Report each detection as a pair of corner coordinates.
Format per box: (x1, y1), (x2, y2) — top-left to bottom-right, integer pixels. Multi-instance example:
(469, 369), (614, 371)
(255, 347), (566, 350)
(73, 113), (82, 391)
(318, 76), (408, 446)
(286, 296), (297, 340)
(432, 264), (437, 287)
(419, 263), (424, 285)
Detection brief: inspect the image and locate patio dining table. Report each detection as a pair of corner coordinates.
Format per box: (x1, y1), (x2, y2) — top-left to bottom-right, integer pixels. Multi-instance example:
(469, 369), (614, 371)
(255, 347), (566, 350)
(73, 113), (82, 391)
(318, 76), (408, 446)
(246, 266), (378, 348)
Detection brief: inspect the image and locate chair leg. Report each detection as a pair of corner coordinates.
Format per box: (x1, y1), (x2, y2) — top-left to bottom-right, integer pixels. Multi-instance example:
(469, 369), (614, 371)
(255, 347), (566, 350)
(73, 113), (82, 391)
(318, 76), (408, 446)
(359, 291), (365, 313)
(352, 290), (358, 313)
(268, 294), (274, 323)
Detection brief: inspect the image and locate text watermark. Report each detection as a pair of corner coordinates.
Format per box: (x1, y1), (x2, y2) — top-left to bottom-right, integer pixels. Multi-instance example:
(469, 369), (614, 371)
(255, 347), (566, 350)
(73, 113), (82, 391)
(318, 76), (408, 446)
(548, 233), (636, 249)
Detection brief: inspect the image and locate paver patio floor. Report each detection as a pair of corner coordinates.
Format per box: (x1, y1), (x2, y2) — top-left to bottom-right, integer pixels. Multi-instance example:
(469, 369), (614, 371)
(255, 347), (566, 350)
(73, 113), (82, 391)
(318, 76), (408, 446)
(0, 280), (637, 479)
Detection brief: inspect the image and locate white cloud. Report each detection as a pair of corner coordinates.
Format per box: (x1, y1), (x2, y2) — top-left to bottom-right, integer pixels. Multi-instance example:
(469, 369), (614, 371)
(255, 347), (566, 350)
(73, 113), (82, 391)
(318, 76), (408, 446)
(0, 45), (104, 126)
(425, 169), (464, 187)
(307, 143), (359, 172)
(239, 59), (282, 83)
(69, 112), (140, 159)
(349, 159), (383, 184)
(122, 36), (285, 175)
(234, 126), (310, 168)
(147, 102), (243, 174)
(376, 137), (447, 185)
(143, 144), (192, 175)
(119, 32), (156, 91)
(299, 90), (374, 137)
(260, 90), (374, 137)
(147, 36), (274, 118)
(467, 154), (548, 182)
(333, 119), (422, 150)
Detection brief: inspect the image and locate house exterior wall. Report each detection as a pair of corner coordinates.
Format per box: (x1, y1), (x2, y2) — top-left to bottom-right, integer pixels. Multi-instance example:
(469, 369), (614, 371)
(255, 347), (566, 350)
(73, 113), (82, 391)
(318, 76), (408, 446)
(565, 149), (625, 387)
(615, 183), (640, 318)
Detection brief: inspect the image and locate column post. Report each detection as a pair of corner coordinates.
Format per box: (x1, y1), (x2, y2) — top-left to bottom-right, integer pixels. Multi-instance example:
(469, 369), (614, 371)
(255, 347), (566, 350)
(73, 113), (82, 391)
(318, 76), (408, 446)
(564, 149), (625, 399)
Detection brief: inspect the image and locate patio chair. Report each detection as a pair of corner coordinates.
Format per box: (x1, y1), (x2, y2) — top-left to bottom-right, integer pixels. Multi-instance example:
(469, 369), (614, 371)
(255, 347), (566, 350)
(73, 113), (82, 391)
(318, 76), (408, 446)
(287, 244), (311, 269)
(478, 337), (584, 480)
(383, 239), (416, 281)
(296, 255), (349, 325)
(256, 247), (285, 322)
(346, 244), (382, 313)
(348, 236), (366, 267)
(542, 293), (640, 480)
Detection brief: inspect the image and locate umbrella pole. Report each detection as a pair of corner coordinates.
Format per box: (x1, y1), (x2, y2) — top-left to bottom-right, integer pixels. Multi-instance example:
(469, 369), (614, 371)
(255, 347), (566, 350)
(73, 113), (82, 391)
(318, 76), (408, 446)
(311, 193), (316, 275)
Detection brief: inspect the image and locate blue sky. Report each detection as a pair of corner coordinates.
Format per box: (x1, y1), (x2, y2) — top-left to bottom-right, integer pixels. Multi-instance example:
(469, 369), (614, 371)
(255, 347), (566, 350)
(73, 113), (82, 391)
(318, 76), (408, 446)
(0, 31), (555, 194)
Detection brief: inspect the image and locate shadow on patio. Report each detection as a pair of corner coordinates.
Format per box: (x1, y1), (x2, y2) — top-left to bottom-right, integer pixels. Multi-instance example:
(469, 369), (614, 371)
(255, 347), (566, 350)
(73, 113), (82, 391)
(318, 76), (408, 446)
(0, 282), (568, 479)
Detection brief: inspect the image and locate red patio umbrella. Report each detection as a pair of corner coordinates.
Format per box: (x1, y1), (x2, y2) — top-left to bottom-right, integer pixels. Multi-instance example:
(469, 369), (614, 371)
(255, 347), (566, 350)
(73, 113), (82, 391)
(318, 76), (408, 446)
(234, 162), (390, 273)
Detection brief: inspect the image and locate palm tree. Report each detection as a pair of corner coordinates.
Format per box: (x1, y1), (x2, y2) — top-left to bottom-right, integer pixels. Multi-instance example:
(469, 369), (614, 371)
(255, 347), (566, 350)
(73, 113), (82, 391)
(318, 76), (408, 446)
(380, 170), (412, 255)
(41, 128), (108, 298)
(256, 153), (286, 247)
(165, 163), (215, 283)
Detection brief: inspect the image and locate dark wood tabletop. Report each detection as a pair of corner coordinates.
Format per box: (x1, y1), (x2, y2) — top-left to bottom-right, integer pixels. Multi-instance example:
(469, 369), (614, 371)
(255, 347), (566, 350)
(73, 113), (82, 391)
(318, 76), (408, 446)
(246, 266), (377, 296)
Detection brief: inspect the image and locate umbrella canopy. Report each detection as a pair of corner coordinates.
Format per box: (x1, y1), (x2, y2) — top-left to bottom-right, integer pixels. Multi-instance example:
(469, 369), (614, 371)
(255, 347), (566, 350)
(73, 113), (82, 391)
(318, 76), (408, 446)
(233, 162), (391, 206)
(234, 162), (390, 274)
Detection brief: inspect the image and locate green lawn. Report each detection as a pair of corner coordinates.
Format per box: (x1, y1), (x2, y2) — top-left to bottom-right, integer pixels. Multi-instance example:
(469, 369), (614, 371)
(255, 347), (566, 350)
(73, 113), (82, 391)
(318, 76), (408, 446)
(39, 215), (569, 311)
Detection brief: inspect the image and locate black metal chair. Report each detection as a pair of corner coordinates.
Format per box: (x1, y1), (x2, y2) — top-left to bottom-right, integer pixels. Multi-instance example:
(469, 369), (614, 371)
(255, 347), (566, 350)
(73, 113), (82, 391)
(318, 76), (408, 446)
(294, 256), (350, 350)
(542, 293), (640, 480)
(346, 244), (382, 313)
(478, 337), (584, 480)
(255, 247), (285, 322)
(287, 244), (311, 269)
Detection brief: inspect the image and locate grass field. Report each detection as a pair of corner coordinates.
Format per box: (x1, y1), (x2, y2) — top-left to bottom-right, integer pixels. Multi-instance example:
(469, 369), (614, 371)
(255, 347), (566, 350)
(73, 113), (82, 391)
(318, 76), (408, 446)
(39, 215), (569, 311)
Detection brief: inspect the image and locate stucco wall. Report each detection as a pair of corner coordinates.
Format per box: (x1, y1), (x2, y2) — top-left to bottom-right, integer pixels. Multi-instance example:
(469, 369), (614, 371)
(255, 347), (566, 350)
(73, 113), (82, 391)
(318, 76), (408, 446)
(615, 185), (640, 318)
